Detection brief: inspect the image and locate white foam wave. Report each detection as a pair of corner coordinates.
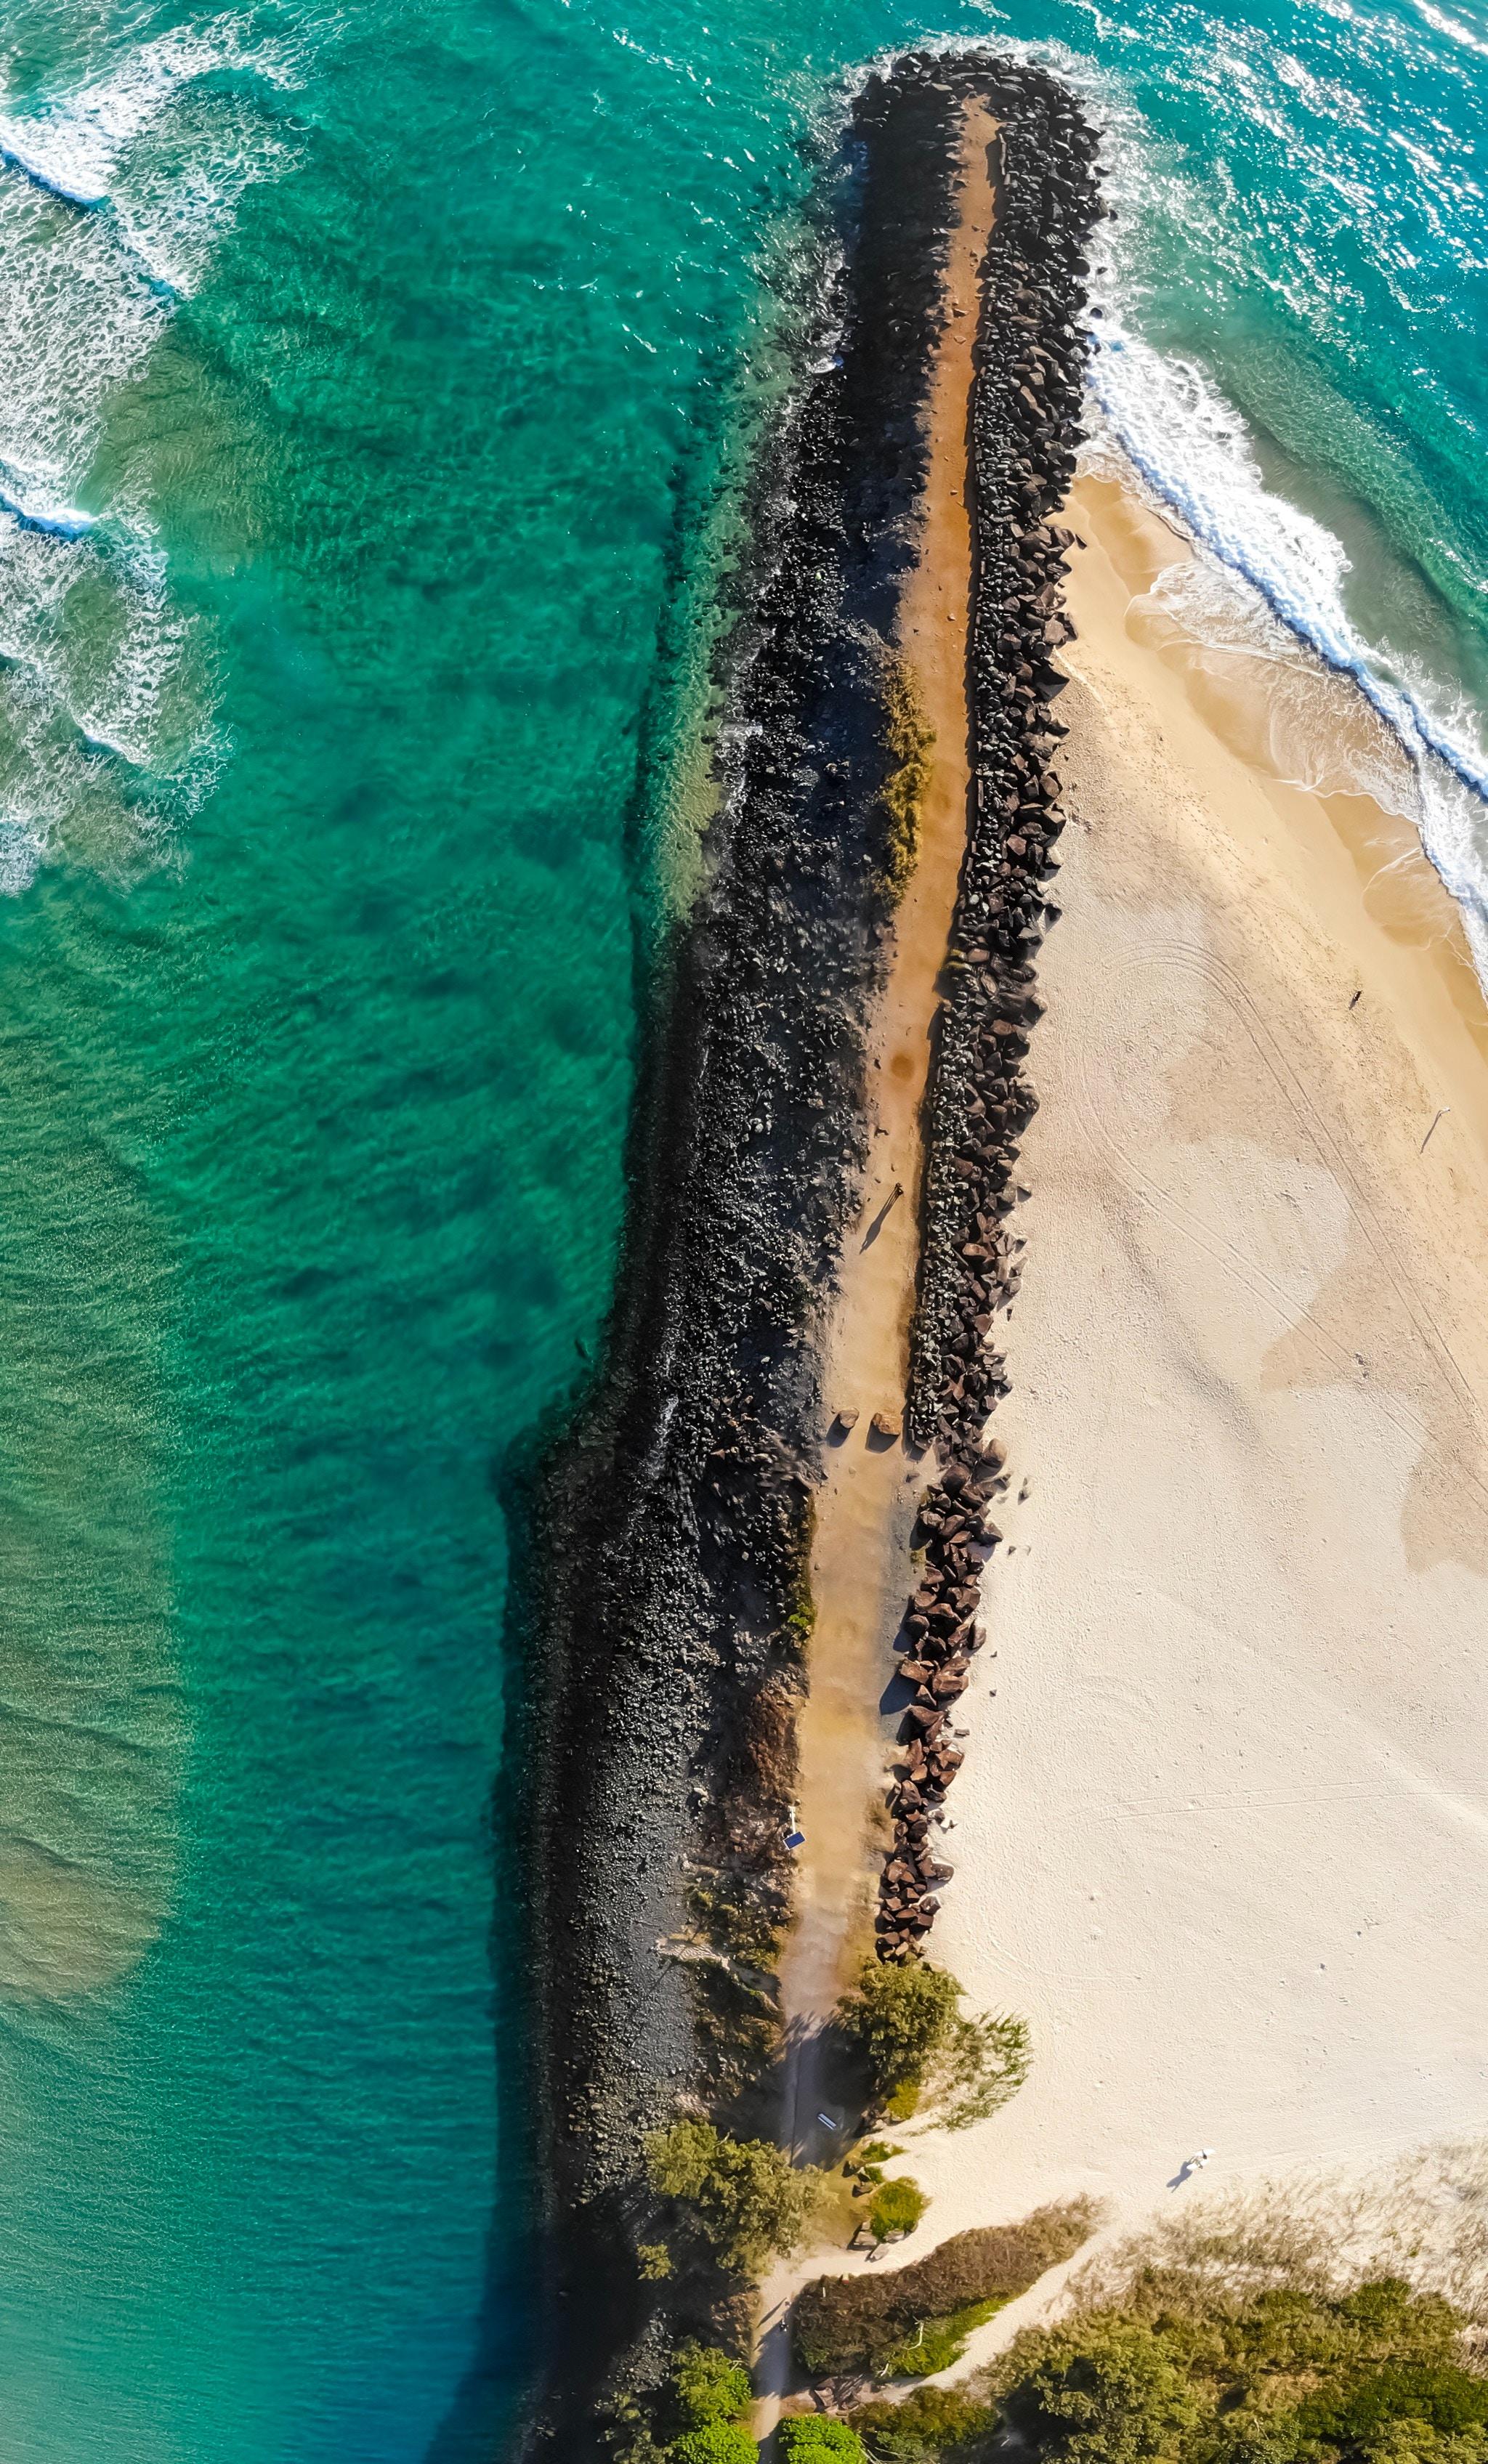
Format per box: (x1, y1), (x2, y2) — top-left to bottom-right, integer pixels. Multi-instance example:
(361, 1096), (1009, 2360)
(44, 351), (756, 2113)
(1083, 321), (1488, 981)
(1025, 17), (1488, 985)
(0, 15), (296, 218)
(0, 17), (302, 891)
(0, 473), (94, 538)
(0, 127), (108, 209)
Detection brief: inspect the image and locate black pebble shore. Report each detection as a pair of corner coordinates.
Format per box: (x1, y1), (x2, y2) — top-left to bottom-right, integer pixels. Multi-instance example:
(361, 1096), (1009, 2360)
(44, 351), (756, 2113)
(519, 52), (1102, 2454)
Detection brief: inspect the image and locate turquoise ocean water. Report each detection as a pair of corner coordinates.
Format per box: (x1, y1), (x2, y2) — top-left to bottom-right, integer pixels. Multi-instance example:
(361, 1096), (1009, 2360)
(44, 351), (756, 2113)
(0, 1), (1483, 2456)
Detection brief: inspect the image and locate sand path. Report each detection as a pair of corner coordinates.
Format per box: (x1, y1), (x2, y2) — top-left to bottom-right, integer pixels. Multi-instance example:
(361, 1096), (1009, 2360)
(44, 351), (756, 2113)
(754, 98), (998, 2413)
(774, 97), (998, 2149)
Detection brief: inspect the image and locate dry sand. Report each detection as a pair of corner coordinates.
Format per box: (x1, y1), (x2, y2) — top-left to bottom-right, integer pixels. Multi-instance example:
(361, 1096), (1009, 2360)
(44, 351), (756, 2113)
(894, 469), (1488, 2370)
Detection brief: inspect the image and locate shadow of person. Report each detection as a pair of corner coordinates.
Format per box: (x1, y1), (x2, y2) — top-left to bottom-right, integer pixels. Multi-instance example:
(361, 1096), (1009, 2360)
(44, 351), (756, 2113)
(1167, 2151), (1212, 2191)
(860, 1184), (905, 1248)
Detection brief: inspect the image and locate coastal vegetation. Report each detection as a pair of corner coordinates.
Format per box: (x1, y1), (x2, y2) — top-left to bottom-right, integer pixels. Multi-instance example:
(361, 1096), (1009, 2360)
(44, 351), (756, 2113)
(847, 2279), (1488, 2463)
(839, 2212), (1488, 2462)
(610, 2341), (759, 2463)
(869, 2177), (930, 2244)
(645, 2120), (822, 2276)
(880, 661), (935, 901)
(847, 2383), (996, 2460)
(670, 2343), (753, 2427)
(778, 2422), (869, 2458)
(671, 2432), (758, 2464)
(851, 2139), (906, 2181)
(834, 1958), (1031, 2126)
(794, 2201), (1097, 2380)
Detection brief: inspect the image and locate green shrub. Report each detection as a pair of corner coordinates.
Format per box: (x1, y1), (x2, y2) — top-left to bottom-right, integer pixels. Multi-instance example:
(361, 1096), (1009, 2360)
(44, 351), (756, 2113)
(877, 2298), (1003, 2380)
(671, 2428), (759, 2464)
(793, 2200), (1096, 2378)
(777, 2420), (868, 2459)
(836, 1961), (960, 2109)
(833, 1961), (1029, 2127)
(1299, 2364), (1488, 2447)
(849, 2383), (997, 2461)
(880, 663), (934, 901)
(979, 2272), (1488, 2464)
(670, 2342), (752, 2430)
(869, 2177), (929, 2242)
(645, 2121), (819, 2277)
(1000, 2317), (1200, 2464)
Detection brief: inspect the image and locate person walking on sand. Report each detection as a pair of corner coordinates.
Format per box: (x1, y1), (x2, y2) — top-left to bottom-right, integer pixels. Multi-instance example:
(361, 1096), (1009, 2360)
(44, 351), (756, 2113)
(862, 1181), (906, 1249)
(1173, 2147), (1215, 2187)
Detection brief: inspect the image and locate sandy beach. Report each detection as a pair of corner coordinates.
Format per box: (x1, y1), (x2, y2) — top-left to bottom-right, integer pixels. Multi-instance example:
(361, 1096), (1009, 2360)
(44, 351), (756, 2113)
(756, 59), (1488, 2434)
(881, 467), (1488, 2364)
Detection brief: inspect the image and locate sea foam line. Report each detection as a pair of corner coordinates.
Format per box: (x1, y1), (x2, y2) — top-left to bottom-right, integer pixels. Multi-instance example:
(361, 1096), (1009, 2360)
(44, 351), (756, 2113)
(1081, 315), (1488, 982)
(1088, 325), (1488, 807)
(0, 131), (108, 208)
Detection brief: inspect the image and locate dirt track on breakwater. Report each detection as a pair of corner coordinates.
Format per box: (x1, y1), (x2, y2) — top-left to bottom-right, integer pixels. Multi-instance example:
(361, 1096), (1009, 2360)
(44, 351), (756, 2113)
(775, 92), (998, 2168)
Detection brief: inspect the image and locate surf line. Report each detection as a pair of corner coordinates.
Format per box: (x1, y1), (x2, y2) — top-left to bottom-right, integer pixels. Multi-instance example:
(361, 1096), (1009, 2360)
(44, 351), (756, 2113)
(0, 129), (185, 304)
(0, 480), (95, 540)
(0, 131), (108, 208)
(1087, 336), (1488, 822)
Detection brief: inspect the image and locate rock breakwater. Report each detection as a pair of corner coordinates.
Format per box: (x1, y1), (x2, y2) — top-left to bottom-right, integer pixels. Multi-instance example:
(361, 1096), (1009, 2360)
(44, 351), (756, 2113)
(523, 56), (969, 2453)
(521, 49), (1104, 2448)
(878, 59), (1101, 1964)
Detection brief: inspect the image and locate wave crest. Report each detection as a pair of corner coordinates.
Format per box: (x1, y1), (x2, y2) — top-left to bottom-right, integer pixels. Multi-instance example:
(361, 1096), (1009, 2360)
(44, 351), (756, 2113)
(0, 15), (301, 893)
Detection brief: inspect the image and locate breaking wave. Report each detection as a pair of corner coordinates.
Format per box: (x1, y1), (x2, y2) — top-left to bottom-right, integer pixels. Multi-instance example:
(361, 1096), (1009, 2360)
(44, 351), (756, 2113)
(0, 15), (299, 891)
(1050, 38), (1488, 988)
(1081, 327), (1488, 984)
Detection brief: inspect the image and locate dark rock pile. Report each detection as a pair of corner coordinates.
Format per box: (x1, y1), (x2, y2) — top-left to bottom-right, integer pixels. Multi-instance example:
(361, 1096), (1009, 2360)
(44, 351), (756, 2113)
(876, 1451), (1000, 1957)
(880, 62), (1104, 1961)
(523, 57), (974, 2455)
